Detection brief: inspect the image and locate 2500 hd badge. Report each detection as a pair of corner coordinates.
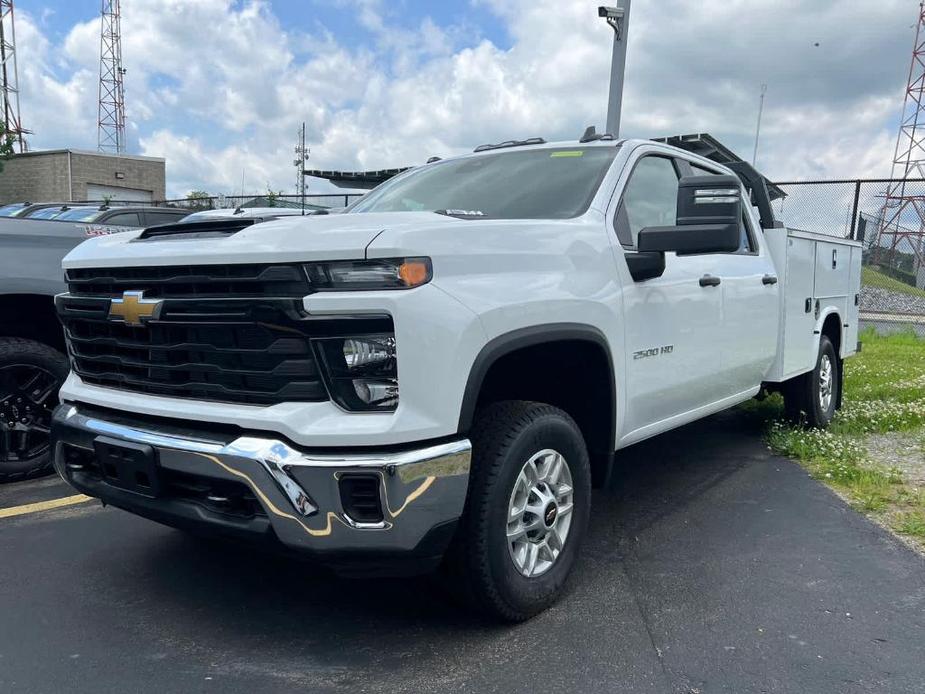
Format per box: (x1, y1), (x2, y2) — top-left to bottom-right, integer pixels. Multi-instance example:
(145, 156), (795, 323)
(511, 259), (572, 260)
(633, 345), (674, 360)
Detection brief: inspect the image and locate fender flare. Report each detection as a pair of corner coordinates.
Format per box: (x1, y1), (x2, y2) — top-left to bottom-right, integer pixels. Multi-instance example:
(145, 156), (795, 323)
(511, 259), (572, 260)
(456, 322), (617, 451)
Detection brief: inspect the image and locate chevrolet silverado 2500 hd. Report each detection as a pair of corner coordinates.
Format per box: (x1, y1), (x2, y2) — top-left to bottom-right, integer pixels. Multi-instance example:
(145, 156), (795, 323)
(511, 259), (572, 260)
(50, 136), (861, 621)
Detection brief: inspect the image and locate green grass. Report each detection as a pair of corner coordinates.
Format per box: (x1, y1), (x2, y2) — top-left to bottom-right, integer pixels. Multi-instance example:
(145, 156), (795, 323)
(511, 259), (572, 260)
(747, 328), (925, 544)
(862, 266), (925, 299)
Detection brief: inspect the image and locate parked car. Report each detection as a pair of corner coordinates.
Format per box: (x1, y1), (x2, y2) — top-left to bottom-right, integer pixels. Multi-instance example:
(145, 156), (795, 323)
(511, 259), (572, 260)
(20, 204), (92, 219)
(48, 134), (863, 620)
(0, 214), (141, 482)
(52, 205), (190, 227)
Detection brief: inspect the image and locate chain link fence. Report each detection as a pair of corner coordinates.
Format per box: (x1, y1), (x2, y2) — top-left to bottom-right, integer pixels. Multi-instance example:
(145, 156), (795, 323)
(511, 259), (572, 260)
(775, 178), (925, 336)
(149, 193), (365, 211)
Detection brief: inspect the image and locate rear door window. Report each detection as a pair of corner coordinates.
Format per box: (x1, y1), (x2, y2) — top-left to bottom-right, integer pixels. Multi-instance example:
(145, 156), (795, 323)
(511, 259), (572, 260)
(100, 212), (142, 227)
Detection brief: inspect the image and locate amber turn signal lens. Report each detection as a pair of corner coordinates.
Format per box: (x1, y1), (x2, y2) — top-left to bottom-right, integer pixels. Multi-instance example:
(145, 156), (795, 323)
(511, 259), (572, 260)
(399, 260), (431, 287)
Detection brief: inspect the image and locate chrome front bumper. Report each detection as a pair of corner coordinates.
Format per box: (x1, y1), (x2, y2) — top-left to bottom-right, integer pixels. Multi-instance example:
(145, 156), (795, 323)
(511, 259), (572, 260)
(51, 404), (471, 559)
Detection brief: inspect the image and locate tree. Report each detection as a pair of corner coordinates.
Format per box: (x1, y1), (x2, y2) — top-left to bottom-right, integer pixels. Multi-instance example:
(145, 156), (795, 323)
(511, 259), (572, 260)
(0, 123), (17, 174)
(186, 190), (212, 210)
(265, 185), (283, 208)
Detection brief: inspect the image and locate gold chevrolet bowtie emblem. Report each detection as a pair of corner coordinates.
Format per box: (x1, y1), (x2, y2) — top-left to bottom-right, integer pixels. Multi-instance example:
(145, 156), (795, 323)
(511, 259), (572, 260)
(108, 290), (162, 327)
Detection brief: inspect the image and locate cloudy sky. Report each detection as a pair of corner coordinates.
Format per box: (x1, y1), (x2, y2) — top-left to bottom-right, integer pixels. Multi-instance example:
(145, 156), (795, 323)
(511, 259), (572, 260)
(11, 0), (919, 197)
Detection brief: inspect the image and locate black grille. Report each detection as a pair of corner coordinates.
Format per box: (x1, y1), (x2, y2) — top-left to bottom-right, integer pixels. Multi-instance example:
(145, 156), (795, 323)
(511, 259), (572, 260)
(58, 264), (332, 406)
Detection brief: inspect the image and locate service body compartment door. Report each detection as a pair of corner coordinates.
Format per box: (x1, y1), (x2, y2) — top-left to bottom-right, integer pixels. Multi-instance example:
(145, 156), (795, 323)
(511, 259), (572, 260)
(782, 235), (817, 378)
(846, 245), (862, 356)
(814, 241), (851, 298)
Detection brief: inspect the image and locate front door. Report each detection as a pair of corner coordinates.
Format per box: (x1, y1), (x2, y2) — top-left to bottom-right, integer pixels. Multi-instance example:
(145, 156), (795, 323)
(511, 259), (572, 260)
(612, 153), (731, 438)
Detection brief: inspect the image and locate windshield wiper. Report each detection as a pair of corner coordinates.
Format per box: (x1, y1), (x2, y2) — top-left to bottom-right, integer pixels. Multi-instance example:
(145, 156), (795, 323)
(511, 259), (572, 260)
(435, 209), (487, 219)
(473, 137), (546, 153)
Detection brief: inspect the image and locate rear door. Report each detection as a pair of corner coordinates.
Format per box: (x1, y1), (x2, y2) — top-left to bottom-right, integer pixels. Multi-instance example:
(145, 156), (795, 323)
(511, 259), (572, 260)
(685, 161), (779, 395)
(612, 152), (730, 435)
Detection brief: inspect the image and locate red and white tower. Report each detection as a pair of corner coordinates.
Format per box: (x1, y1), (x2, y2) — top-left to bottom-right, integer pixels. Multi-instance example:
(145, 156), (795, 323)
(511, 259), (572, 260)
(97, 0), (126, 153)
(0, 0), (28, 152)
(877, 2), (925, 275)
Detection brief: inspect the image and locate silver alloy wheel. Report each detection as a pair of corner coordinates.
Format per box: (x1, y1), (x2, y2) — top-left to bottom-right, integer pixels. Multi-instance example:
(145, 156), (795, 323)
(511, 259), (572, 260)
(818, 353), (834, 412)
(506, 448), (574, 578)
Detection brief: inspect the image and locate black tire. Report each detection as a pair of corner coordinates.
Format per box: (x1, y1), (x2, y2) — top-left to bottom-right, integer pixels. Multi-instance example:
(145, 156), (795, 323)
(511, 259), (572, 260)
(0, 338), (69, 483)
(444, 401), (592, 622)
(784, 335), (839, 429)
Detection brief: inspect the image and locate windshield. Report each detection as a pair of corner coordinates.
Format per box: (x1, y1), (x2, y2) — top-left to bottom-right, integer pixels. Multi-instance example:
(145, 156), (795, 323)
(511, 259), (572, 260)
(350, 146), (619, 219)
(27, 207), (69, 219)
(0, 203), (26, 217)
(54, 207), (103, 221)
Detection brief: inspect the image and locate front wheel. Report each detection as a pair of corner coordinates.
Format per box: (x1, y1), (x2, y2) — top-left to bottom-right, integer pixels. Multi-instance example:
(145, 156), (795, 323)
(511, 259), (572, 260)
(0, 338), (69, 483)
(444, 401), (591, 622)
(784, 334), (839, 428)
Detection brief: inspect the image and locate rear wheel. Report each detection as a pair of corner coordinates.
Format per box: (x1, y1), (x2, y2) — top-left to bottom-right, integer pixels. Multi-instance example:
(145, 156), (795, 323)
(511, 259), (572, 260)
(0, 338), (69, 483)
(784, 335), (839, 429)
(445, 401), (591, 622)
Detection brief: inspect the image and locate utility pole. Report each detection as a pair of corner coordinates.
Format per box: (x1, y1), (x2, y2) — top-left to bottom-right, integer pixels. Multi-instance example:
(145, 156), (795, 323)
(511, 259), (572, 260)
(293, 122), (309, 214)
(98, 0), (126, 153)
(599, 2), (631, 137)
(752, 83), (767, 166)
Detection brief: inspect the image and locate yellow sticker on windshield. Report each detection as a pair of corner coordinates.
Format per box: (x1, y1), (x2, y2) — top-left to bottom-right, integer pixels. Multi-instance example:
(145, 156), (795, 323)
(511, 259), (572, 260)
(550, 150), (584, 158)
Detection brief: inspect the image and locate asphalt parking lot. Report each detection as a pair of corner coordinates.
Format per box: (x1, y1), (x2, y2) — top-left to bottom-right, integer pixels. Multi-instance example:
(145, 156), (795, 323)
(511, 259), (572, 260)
(2, 410), (924, 694)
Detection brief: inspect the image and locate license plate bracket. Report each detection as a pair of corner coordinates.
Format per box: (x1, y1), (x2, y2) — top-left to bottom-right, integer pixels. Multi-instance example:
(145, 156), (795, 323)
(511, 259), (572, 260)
(93, 436), (162, 498)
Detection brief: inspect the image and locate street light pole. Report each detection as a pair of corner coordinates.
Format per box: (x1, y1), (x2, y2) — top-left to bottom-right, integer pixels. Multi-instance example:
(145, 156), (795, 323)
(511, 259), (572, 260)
(600, 2), (631, 137)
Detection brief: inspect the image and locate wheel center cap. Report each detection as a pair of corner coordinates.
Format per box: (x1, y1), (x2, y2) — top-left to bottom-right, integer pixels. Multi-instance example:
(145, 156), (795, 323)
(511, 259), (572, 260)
(544, 502), (558, 527)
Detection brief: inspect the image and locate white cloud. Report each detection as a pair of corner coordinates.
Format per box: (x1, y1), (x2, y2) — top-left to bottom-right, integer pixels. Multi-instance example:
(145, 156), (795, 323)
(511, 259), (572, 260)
(13, 0), (919, 197)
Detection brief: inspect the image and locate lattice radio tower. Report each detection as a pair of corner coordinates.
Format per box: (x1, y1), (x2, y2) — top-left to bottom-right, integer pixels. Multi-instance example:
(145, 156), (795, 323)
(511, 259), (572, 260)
(0, 1), (28, 152)
(877, 2), (925, 272)
(97, 0), (125, 153)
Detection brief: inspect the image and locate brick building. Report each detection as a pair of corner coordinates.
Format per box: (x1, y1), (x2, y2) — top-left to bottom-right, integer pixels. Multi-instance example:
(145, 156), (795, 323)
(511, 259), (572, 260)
(0, 149), (166, 204)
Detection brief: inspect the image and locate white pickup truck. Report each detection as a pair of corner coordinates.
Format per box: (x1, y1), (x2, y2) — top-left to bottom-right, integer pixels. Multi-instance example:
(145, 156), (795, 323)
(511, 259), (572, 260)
(50, 135), (861, 621)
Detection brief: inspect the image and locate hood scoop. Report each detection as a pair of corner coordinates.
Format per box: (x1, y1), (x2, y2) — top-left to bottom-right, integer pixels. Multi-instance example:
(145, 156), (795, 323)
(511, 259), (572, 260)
(136, 218), (257, 240)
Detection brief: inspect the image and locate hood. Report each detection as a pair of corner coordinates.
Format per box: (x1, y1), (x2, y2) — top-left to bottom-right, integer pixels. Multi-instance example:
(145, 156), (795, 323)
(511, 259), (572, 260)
(62, 211), (460, 269)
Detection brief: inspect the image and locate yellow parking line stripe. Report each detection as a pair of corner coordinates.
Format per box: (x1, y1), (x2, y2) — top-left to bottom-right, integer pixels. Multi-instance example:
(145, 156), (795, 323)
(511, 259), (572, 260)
(0, 494), (93, 519)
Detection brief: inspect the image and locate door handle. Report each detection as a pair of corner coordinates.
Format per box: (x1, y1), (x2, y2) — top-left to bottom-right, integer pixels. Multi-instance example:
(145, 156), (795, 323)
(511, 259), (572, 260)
(762, 274), (778, 285)
(699, 274), (721, 287)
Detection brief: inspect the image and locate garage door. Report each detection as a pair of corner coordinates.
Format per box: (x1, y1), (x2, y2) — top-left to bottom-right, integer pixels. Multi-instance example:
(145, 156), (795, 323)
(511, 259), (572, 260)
(86, 184), (153, 203)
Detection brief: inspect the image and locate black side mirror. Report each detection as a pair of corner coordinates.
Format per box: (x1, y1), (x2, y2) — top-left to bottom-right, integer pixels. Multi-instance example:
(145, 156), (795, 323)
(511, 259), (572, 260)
(637, 174), (742, 257)
(637, 223), (739, 255)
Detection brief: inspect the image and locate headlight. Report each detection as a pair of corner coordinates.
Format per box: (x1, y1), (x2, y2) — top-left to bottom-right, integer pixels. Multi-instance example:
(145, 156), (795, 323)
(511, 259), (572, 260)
(303, 257), (431, 291)
(316, 335), (399, 411)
